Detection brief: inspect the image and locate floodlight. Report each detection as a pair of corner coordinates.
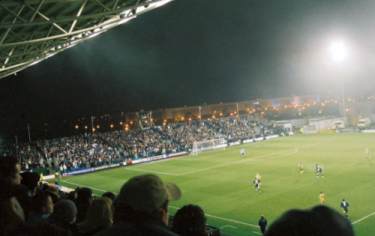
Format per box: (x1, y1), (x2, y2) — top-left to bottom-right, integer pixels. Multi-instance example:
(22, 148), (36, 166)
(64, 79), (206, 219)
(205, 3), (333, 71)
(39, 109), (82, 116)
(328, 40), (349, 63)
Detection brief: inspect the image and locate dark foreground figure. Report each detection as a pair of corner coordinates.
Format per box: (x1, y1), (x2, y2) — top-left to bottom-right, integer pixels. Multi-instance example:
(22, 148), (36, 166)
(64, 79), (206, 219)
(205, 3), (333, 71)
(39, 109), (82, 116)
(98, 174), (181, 236)
(265, 205), (354, 236)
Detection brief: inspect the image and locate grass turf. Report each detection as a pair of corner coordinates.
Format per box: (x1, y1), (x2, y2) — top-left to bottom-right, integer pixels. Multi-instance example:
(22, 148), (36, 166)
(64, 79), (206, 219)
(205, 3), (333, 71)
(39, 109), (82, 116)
(62, 133), (375, 236)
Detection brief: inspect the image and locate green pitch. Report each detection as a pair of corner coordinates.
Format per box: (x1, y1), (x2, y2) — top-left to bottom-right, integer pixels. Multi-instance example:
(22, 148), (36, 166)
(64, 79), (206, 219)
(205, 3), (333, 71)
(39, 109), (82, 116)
(62, 133), (375, 236)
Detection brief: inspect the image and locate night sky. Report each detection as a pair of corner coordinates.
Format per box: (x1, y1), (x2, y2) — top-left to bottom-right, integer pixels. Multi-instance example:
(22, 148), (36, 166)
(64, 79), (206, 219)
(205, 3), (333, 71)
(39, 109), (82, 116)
(1, 0), (375, 139)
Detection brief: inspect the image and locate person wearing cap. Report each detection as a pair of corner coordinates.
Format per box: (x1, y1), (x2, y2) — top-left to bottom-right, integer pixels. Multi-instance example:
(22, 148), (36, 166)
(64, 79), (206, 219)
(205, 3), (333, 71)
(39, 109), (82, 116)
(99, 174), (181, 236)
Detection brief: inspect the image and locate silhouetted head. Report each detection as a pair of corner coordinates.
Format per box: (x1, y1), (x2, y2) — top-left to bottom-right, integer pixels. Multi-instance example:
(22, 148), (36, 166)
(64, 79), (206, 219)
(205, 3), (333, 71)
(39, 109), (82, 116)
(115, 174), (181, 225)
(0, 156), (22, 185)
(265, 205), (354, 236)
(172, 204), (207, 236)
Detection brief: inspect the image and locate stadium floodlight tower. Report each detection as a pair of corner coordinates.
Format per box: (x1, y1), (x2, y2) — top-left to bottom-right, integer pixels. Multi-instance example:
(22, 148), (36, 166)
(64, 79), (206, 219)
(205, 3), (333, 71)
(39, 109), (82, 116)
(327, 38), (350, 116)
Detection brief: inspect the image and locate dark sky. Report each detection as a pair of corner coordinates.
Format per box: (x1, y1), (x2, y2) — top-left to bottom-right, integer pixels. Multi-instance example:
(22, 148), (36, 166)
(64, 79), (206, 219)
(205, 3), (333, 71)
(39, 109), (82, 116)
(1, 0), (375, 138)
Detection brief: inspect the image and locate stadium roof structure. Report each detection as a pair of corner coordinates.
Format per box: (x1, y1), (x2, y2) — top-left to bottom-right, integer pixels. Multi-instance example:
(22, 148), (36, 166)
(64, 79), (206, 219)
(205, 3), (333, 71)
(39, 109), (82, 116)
(0, 0), (173, 79)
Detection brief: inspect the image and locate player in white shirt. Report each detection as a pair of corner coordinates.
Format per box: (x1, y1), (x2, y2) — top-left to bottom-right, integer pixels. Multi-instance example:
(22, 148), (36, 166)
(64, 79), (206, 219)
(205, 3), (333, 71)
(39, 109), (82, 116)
(315, 164), (323, 177)
(240, 148), (247, 157)
(252, 178), (261, 192)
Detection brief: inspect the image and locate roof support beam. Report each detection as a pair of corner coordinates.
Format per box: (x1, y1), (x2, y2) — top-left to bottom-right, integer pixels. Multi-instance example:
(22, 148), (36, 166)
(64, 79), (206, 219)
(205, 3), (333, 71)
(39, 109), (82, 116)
(112, 0), (120, 10)
(0, 4), (25, 44)
(24, 2), (68, 34)
(1, 48), (14, 69)
(93, 0), (111, 12)
(30, 0), (46, 22)
(69, 0), (88, 33)
(0, 0), (175, 79)
(0, 4), (27, 23)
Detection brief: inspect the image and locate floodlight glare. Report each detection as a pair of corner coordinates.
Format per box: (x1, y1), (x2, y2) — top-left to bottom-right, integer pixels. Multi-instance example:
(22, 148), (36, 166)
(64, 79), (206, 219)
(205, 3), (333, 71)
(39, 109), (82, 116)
(328, 40), (348, 63)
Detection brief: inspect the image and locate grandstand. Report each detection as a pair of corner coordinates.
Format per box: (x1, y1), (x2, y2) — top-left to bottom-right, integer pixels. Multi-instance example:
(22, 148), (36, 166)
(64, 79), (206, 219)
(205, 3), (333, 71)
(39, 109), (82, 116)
(1, 97), (373, 235)
(1, 88), (375, 235)
(2, 0), (375, 236)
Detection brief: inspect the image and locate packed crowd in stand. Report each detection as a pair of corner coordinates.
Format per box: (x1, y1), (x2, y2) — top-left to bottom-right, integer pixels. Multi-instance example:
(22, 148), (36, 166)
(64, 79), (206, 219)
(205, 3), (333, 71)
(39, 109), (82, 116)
(14, 116), (279, 174)
(208, 117), (274, 142)
(0, 156), (356, 236)
(18, 134), (122, 173)
(9, 114), (356, 236)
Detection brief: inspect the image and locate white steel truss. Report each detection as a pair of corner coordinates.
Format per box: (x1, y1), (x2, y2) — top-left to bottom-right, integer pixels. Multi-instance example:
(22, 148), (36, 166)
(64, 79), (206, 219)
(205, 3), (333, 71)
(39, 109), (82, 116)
(0, 0), (173, 79)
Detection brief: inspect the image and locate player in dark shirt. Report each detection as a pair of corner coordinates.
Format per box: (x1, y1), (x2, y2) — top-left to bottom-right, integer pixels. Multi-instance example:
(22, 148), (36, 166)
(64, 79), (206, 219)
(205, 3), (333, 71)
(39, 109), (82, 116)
(258, 215), (268, 235)
(340, 199), (350, 217)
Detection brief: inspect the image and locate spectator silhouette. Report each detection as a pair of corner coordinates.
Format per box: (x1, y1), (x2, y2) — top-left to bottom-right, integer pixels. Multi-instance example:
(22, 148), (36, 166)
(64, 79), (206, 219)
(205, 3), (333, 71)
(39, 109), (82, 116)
(99, 174), (181, 236)
(0, 156), (22, 185)
(27, 191), (54, 225)
(265, 205), (354, 236)
(102, 192), (116, 201)
(172, 204), (208, 236)
(77, 197), (113, 236)
(0, 156), (31, 219)
(48, 199), (78, 234)
(75, 188), (92, 223)
(0, 179), (25, 236)
(21, 172), (41, 197)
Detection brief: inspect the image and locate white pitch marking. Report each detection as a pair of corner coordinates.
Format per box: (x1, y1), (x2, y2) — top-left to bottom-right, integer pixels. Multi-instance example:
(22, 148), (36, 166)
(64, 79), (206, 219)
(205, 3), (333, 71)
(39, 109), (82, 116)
(60, 144), (320, 230)
(169, 205), (258, 228)
(63, 178), (375, 227)
(56, 182), (261, 230)
(205, 213), (258, 228)
(252, 231), (262, 235)
(219, 225), (237, 229)
(178, 151), (296, 176)
(353, 211), (375, 225)
(122, 149), (298, 177)
(119, 142), (313, 177)
(61, 180), (118, 194)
